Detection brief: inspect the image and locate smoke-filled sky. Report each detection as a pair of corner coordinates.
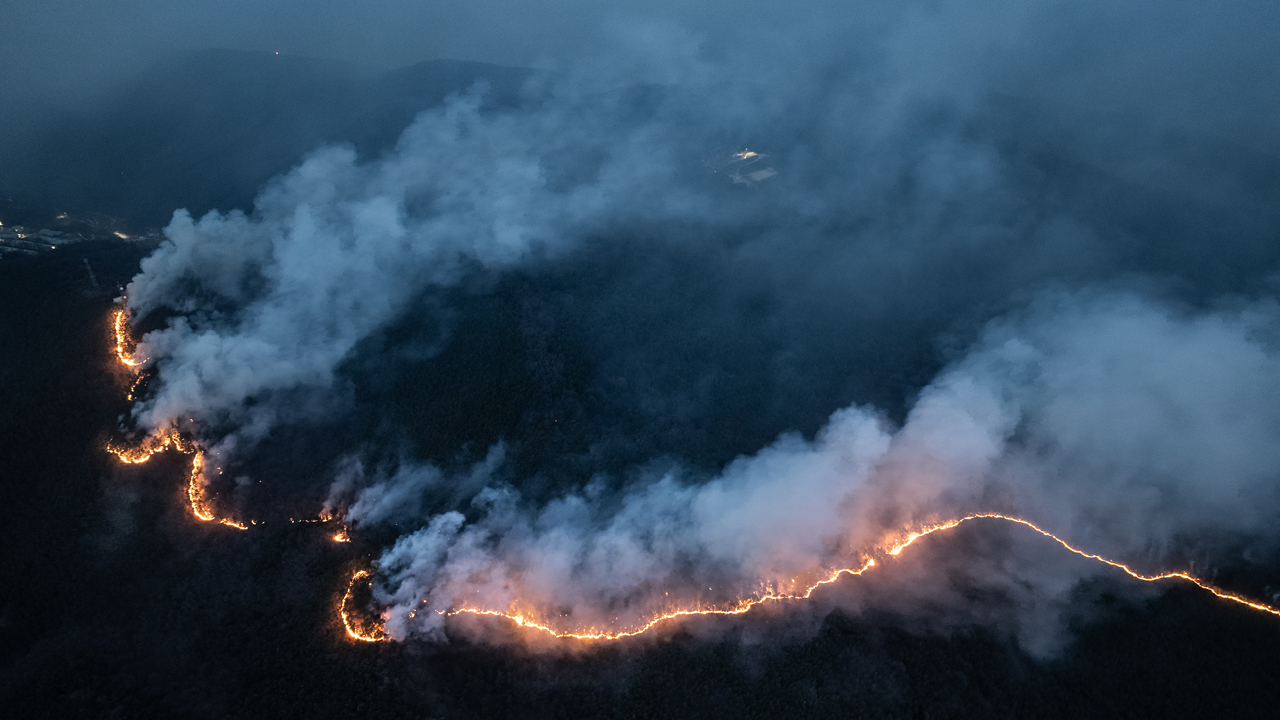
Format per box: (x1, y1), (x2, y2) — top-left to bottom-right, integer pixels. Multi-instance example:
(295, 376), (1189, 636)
(61, 0), (1280, 653)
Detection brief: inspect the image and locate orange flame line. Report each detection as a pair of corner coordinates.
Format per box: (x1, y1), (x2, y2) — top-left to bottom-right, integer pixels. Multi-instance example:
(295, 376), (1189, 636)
(113, 308), (142, 367)
(446, 558), (878, 641)
(942, 514), (1280, 618)
(126, 374), (145, 401)
(342, 570), (387, 642)
(186, 449), (216, 521)
(342, 513), (1280, 643)
(109, 308), (250, 529)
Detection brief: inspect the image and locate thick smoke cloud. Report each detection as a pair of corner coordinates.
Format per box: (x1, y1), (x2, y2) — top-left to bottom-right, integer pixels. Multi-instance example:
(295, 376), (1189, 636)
(119, 1), (1280, 650)
(354, 292), (1280, 649)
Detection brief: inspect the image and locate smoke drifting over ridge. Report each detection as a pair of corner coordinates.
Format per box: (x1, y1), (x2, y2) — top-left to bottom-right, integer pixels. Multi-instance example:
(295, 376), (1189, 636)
(350, 292), (1280, 651)
(119, 2), (1280, 651)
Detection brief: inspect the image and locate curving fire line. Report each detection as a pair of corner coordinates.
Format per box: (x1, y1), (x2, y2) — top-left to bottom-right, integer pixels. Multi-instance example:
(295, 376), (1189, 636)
(113, 308), (143, 367)
(107, 432), (249, 528)
(109, 307), (246, 529)
(105, 309), (1280, 643)
(339, 513), (1280, 643)
(931, 514), (1280, 618)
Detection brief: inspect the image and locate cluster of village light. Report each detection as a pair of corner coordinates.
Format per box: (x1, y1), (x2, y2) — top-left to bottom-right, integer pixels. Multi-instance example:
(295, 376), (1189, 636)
(108, 308), (1280, 644)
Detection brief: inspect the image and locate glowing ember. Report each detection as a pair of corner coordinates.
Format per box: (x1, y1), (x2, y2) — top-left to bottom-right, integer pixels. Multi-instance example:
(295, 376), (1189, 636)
(341, 513), (1280, 643)
(126, 373), (145, 401)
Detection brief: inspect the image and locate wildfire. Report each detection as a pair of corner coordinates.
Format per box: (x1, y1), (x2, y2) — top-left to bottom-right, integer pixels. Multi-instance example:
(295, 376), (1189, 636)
(186, 449), (215, 521)
(949, 514), (1280, 618)
(103, 308), (1280, 644)
(113, 309), (142, 367)
(107, 432), (246, 529)
(342, 571), (387, 642)
(340, 513), (1280, 643)
(447, 557), (879, 641)
(109, 308), (247, 529)
(126, 374), (145, 401)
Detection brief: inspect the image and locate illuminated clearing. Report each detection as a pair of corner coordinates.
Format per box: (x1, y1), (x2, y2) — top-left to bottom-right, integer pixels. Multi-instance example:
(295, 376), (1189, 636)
(339, 513), (1280, 643)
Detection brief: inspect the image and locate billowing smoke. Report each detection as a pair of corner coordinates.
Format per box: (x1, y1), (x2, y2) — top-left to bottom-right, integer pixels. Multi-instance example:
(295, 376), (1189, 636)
(121, 2), (1280, 652)
(347, 291), (1280, 649)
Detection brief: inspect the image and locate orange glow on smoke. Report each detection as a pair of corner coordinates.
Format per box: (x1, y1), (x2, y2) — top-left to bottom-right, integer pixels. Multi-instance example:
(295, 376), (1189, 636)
(339, 513), (1280, 643)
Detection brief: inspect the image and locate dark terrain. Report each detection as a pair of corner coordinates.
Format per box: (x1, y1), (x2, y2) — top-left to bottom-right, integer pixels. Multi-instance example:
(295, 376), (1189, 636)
(2, 234), (1279, 719)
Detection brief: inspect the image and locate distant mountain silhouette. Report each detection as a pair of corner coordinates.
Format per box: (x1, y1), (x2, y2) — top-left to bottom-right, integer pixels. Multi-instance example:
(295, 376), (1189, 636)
(0, 50), (533, 226)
